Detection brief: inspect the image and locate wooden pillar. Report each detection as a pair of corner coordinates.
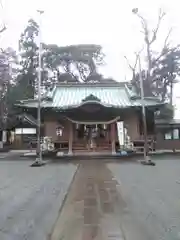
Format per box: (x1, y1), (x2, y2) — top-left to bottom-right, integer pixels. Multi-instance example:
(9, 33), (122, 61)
(68, 122), (73, 155)
(111, 122), (116, 155)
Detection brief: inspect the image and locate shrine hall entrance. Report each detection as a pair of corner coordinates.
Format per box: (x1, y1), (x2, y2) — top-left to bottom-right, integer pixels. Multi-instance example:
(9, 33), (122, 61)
(74, 123), (114, 152)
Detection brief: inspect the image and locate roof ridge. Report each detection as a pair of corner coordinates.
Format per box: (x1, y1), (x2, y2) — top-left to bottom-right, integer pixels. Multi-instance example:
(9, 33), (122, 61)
(124, 84), (139, 99)
(18, 99), (37, 103)
(144, 96), (161, 102)
(46, 85), (57, 99)
(55, 81), (128, 87)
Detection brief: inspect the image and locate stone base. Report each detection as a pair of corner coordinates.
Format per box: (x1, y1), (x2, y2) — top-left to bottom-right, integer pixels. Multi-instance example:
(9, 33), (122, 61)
(67, 151), (73, 156)
(30, 159), (46, 167)
(111, 151), (116, 156)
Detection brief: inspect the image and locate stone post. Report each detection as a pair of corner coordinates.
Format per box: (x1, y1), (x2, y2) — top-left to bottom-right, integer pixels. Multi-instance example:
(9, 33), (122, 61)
(68, 122), (73, 155)
(111, 122), (116, 155)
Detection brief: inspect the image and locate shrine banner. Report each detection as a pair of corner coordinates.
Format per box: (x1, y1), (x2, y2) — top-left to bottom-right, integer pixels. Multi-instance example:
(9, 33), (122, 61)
(117, 121), (124, 147)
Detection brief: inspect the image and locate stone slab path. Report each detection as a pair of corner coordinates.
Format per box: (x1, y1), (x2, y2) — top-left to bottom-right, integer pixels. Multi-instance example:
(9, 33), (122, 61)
(50, 160), (125, 240)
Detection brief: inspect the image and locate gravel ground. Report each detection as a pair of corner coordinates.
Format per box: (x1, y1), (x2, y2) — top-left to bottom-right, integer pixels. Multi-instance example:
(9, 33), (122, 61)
(0, 160), (77, 240)
(108, 158), (180, 240)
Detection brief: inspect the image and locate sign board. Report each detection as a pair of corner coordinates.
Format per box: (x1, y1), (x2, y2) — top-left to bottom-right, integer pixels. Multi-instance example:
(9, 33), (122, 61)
(15, 128), (36, 135)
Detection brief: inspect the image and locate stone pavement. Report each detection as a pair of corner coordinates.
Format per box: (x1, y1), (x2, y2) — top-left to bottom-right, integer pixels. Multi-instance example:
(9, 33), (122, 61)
(51, 160), (125, 240)
(0, 150), (31, 159)
(0, 160), (77, 240)
(108, 159), (180, 240)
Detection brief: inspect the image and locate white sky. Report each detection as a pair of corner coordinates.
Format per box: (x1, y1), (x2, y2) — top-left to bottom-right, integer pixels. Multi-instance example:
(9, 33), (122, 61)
(1, 0), (180, 117)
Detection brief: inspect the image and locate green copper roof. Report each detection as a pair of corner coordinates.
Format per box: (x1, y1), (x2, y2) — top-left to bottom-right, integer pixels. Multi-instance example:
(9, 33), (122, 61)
(16, 82), (163, 109)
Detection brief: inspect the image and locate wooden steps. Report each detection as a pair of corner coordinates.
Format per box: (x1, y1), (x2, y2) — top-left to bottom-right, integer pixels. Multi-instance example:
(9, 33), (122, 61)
(73, 141), (111, 151)
(73, 142), (86, 150)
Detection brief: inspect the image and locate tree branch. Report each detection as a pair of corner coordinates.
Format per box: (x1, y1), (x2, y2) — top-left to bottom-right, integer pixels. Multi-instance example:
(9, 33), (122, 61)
(150, 9), (166, 44)
(124, 56), (135, 71)
(124, 48), (143, 73)
(163, 28), (172, 47)
(152, 28), (173, 65)
(0, 25), (6, 34)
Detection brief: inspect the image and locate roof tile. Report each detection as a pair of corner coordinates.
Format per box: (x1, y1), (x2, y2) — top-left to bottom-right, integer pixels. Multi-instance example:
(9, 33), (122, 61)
(16, 83), (163, 109)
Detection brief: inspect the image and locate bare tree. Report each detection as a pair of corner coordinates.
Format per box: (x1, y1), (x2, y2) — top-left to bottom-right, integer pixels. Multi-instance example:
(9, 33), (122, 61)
(131, 8), (169, 75)
(125, 8), (180, 105)
(124, 48), (143, 81)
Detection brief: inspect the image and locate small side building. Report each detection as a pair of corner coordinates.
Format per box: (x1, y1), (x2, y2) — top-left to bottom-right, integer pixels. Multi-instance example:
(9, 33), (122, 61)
(10, 114), (39, 149)
(155, 119), (180, 151)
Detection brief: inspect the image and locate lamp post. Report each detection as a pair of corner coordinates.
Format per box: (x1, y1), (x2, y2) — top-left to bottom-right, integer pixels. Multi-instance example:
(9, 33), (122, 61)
(31, 10), (45, 167)
(132, 8), (150, 161)
(138, 57), (149, 161)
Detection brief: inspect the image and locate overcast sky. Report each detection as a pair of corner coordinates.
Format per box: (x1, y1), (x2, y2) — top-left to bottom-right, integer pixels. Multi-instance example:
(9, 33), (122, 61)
(1, 0), (180, 116)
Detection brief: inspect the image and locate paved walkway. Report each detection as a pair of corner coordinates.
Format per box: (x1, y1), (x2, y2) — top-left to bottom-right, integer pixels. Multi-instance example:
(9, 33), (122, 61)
(0, 161), (77, 240)
(51, 161), (125, 240)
